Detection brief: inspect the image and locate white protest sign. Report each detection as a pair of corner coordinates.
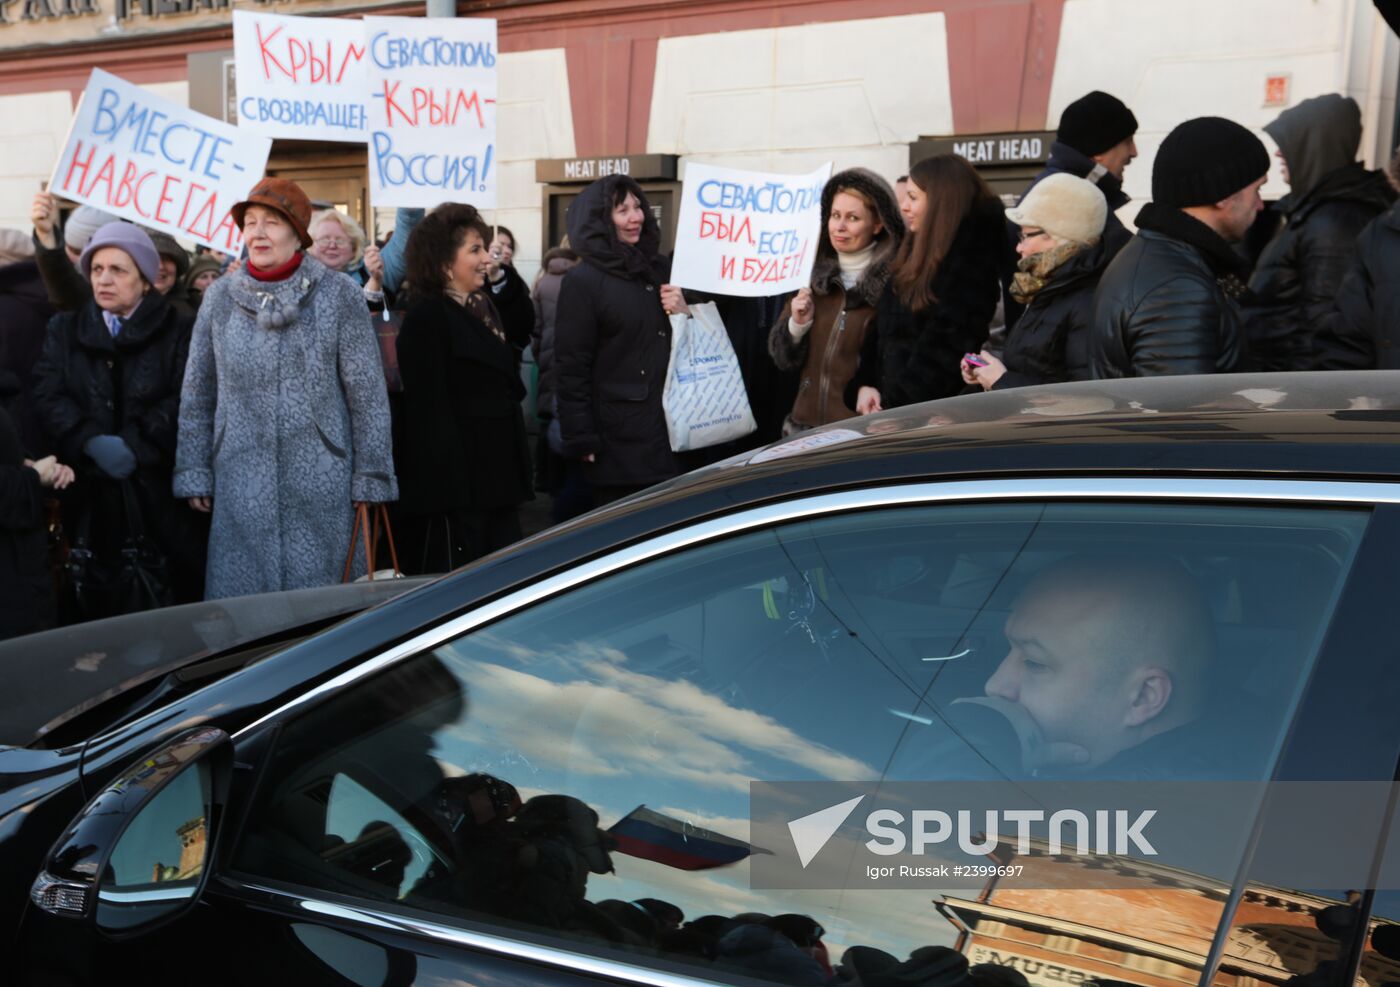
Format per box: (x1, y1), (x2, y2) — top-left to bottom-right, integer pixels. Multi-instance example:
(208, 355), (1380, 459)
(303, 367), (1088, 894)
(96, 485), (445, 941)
(364, 15), (498, 209)
(233, 10), (368, 142)
(670, 161), (832, 297)
(51, 69), (271, 254)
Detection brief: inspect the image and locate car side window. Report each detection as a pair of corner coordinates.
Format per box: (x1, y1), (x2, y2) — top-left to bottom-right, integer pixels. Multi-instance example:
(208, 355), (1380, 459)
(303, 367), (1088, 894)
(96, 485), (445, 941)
(232, 501), (1368, 986)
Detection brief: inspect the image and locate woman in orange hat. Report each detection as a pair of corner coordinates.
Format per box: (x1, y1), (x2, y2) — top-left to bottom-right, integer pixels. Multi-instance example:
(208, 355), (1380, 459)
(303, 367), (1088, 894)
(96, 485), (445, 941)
(174, 177), (397, 599)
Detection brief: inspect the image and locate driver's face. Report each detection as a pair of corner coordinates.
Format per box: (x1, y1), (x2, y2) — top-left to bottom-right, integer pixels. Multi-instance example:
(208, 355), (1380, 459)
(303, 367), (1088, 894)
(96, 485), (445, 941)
(983, 584), (1134, 765)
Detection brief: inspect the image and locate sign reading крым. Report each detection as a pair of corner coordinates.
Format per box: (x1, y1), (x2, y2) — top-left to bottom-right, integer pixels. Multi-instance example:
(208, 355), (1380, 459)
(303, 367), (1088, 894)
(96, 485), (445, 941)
(52, 68), (271, 253)
(232, 10), (368, 142)
(670, 161), (831, 297)
(364, 15), (497, 209)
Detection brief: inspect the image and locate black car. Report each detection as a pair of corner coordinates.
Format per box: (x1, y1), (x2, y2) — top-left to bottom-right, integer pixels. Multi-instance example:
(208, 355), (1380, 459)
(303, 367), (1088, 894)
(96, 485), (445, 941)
(6, 372), (1400, 987)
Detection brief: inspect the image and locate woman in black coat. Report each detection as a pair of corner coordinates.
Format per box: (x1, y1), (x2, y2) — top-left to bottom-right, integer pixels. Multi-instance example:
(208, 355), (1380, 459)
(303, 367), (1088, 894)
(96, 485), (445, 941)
(554, 175), (682, 506)
(30, 222), (199, 618)
(962, 173), (1119, 390)
(395, 203), (533, 572)
(851, 154), (1010, 412)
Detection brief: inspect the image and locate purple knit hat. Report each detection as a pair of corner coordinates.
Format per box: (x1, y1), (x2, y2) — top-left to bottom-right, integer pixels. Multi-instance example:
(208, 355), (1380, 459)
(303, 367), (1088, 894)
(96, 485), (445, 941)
(78, 222), (161, 285)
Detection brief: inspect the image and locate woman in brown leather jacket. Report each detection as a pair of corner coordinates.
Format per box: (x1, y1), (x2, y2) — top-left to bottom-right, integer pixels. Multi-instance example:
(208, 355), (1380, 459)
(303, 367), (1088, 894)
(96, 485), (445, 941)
(767, 168), (904, 435)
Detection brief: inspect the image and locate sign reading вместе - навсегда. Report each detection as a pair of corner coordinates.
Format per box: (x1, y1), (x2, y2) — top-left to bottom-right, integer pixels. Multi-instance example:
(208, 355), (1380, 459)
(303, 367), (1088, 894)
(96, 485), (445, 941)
(51, 68), (271, 253)
(233, 9), (368, 142)
(364, 15), (497, 209)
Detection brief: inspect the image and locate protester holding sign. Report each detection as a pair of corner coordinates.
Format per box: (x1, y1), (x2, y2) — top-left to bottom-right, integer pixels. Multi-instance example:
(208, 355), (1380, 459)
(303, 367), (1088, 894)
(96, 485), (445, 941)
(555, 176), (682, 506)
(852, 154), (1008, 413)
(32, 222), (203, 615)
(30, 195), (115, 312)
(768, 168), (904, 434)
(394, 203), (532, 571)
(174, 177), (397, 600)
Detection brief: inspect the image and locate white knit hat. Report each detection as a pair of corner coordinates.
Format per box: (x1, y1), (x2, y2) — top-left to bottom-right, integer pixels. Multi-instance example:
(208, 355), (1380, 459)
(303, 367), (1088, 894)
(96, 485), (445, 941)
(63, 205), (119, 251)
(1005, 173), (1107, 245)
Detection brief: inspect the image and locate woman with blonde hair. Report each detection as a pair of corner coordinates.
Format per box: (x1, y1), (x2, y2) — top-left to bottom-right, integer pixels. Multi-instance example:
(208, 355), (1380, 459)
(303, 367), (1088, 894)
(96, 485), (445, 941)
(308, 207), (387, 305)
(768, 168), (904, 434)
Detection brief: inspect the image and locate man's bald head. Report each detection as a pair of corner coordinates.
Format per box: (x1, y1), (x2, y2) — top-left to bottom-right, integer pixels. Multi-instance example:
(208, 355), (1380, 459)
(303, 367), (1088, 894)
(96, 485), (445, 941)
(985, 555), (1214, 768)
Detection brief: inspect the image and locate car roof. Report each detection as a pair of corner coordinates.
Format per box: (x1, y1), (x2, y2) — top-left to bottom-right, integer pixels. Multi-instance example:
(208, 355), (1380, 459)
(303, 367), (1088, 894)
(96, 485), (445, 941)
(654, 371), (1400, 496)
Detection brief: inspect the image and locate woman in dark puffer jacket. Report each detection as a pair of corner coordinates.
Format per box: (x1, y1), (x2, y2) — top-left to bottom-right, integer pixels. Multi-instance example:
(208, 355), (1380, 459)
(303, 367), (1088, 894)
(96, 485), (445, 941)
(768, 168), (903, 434)
(962, 173), (1118, 390)
(851, 154), (1010, 413)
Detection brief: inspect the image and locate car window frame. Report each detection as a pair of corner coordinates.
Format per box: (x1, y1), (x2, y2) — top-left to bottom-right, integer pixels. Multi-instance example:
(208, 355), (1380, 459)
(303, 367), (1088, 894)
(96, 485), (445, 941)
(216, 477), (1400, 987)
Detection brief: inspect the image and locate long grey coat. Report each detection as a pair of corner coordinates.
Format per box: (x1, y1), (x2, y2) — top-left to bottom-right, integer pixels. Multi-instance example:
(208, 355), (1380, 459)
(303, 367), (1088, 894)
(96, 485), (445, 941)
(174, 255), (397, 600)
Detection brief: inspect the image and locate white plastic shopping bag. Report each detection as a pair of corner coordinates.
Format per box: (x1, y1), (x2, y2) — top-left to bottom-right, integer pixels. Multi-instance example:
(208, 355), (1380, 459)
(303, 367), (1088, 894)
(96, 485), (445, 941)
(662, 302), (757, 452)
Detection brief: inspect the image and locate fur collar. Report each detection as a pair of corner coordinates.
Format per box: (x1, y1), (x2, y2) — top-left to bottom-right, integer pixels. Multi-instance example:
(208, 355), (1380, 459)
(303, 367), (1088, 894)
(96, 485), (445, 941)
(809, 233), (898, 307)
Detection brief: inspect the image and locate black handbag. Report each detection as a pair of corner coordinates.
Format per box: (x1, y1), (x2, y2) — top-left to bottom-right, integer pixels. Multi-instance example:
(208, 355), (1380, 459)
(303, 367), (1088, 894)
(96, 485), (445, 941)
(63, 481), (174, 622)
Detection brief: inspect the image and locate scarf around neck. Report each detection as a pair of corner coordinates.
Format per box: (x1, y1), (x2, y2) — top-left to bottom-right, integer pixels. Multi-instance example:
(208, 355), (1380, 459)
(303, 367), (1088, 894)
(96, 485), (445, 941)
(1133, 202), (1249, 296)
(247, 252), (305, 283)
(1010, 241), (1085, 305)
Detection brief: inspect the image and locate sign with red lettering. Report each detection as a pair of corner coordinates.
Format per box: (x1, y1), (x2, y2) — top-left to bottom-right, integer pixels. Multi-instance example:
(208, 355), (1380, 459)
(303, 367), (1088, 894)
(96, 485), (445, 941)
(365, 15), (497, 209)
(233, 10), (368, 142)
(670, 161), (832, 297)
(52, 69), (271, 253)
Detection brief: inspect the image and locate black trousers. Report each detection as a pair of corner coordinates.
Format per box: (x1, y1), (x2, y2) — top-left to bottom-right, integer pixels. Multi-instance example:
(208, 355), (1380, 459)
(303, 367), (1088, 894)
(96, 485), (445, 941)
(401, 508), (523, 575)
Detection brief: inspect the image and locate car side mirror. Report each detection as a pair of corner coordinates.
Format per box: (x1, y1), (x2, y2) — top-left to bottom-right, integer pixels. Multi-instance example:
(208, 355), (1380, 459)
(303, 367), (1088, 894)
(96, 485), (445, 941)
(30, 726), (232, 938)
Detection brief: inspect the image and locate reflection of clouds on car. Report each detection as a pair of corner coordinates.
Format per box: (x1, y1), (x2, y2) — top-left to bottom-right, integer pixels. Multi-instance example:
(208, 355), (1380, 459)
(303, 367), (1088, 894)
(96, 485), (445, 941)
(435, 638), (876, 795)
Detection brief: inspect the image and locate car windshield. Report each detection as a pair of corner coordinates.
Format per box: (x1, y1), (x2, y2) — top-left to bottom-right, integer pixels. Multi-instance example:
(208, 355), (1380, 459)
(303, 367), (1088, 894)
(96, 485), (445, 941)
(0, 579), (429, 749)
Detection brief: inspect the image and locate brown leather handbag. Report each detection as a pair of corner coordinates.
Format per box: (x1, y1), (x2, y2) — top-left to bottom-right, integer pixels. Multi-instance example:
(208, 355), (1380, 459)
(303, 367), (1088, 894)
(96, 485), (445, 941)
(342, 503), (403, 582)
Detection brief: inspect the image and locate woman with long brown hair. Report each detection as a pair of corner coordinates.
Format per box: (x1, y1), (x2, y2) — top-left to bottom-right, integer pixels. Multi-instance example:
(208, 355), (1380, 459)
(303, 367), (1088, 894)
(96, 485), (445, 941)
(852, 154), (1010, 413)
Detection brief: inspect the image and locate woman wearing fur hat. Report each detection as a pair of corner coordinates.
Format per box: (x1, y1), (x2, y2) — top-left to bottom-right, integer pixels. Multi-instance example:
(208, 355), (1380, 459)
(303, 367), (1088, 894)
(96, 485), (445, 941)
(768, 169), (904, 434)
(31, 221), (201, 616)
(174, 177), (397, 600)
(963, 173), (1116, 390)
(851, 155), (1009, 413)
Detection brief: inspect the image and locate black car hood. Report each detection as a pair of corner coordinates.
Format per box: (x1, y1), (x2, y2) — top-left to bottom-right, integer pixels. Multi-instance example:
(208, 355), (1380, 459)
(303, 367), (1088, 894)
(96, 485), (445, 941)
(0, 579), (431, 748)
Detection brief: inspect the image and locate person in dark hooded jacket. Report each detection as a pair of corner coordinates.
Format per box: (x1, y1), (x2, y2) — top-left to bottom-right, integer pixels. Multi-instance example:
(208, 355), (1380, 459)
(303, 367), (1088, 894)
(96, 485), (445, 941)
(31, 222), (201, 616)
(555, 176), (682, 505)
(1240, 94), (1395, 371)
(1314, 148), (1400, 370)
(850, 154), (1007, 412)
(768, 168), (904, 433)
(963, 174), (1115, 390)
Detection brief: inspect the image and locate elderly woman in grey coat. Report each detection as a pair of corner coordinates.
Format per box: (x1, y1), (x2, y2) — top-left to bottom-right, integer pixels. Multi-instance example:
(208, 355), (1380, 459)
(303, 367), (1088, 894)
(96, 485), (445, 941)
(174, 177), (397, 600)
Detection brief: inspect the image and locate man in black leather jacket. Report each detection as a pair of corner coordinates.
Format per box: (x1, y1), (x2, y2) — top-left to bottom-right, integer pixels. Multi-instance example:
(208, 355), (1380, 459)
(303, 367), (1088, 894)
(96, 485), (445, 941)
(1090, 117), (1269, 378)
(1240, 94), (1395, 371)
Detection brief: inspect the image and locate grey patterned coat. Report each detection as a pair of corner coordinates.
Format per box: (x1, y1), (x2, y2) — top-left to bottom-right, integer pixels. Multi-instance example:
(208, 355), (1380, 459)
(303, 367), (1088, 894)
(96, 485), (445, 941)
(174, 255), (397, 600)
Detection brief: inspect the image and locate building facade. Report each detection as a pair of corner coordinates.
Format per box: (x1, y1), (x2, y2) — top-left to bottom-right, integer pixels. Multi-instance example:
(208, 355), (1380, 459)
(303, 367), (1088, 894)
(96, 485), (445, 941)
(0, 0), (1395, 280)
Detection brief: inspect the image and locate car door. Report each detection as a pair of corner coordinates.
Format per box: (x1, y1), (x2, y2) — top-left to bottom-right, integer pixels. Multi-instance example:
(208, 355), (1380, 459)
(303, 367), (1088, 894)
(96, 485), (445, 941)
(62, 478), (1400, 987)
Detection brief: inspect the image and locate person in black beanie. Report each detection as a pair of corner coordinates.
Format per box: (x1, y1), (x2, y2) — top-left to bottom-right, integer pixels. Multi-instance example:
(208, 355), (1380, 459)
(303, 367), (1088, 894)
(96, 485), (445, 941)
(1014, 91), (1139, 249)
(1088, 116), (1269, 379)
